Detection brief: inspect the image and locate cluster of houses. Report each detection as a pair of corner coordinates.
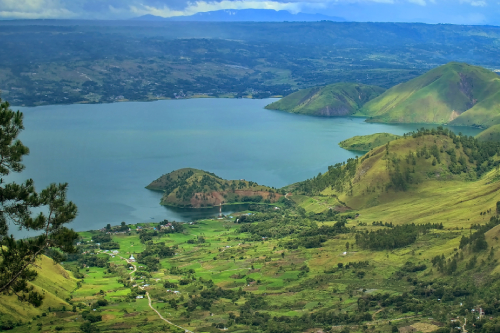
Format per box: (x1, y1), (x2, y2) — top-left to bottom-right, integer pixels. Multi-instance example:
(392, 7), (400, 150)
(166, 290), (181, 294)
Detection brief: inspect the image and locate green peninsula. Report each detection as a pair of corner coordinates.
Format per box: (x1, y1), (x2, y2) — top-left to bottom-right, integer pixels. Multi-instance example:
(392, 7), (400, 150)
(339, 132), (400, 151)
(265, 82), (385, 116)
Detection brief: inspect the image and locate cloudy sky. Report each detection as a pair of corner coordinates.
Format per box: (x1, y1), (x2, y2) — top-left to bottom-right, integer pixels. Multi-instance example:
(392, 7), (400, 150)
(0, 0), (498, 24)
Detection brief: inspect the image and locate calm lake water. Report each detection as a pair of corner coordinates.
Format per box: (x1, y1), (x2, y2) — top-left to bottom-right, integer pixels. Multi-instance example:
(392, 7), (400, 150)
(9, 98), (482, 234)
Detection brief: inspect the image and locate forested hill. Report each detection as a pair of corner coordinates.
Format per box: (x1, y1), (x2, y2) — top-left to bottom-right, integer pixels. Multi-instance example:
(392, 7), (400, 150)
(358, 62), (500, 127)
(265, 83), (384, 116)
(290, 127), (500, 210)
(146, 168), (282, 208)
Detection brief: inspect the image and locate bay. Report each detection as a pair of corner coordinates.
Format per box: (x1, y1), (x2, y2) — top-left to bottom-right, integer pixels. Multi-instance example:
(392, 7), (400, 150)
(8, 98), (482, 234)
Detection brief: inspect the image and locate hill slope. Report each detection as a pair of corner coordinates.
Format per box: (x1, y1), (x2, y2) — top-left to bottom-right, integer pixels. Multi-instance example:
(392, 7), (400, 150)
(339, 133), (400, 151)
(358, 62), (500, 126)
(0, 255), (77, 323)
(291, 127), (500, 211)
(477, 124), (500, 142)
(146, 168), (281, 208)
(265, 83), (385, 116)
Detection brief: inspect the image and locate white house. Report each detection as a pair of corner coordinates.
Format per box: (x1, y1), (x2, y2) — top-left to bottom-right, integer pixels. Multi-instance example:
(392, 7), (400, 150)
(129, 255), (136, 262)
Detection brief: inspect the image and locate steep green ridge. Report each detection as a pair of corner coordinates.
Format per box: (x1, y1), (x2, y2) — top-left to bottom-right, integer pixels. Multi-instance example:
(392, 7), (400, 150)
(0, 255), (76, 324)
(339, 133), (400, 151)
(358, 62), (500, 126)
(477, 124), (500, 142)
(265, 83), (385, 116)
(146, 168), (281, 208)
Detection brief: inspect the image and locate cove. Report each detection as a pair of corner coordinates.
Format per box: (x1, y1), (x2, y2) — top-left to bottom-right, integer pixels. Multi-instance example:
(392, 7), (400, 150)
(9, 98), (482, 233)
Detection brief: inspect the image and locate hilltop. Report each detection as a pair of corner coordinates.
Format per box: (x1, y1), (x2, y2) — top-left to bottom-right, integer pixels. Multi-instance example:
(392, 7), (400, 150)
(339, 133), (400, 151)
(146, 168), (282, 208)
(265, 83), (385, 116)
(358, 62), (500, 127)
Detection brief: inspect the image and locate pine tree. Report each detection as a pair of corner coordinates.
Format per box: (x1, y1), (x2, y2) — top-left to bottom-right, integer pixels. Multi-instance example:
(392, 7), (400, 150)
(0, 99), (78, 306)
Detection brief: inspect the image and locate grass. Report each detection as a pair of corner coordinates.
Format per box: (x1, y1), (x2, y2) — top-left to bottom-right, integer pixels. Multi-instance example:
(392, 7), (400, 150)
(476, 123), (500, 141)
(339, 132), (400, 152)
(0, 256), (77, 322)
(357, 62), (500, 128)
(265, 82), (385, 116)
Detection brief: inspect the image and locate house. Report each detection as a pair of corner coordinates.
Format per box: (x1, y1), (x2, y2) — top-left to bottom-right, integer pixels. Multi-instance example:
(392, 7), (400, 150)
(136, 295), (144, 299)
(129, 255), (136, 262)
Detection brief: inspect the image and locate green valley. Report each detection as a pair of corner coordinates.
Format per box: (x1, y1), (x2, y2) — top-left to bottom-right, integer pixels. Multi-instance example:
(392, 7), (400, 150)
(265, 83), (385, 116)
(6, 129), (500, 333)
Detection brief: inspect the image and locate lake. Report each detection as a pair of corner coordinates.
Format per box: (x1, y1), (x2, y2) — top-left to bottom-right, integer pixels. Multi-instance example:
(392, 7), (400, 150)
(9, 98), (482, 234)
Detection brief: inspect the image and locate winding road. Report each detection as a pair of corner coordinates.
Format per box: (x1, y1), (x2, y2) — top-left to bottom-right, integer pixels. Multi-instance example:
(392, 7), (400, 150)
(106, 251), (192, 332)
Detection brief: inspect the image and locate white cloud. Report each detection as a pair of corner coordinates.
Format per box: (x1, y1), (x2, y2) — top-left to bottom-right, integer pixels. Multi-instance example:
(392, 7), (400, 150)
(459, 0), (487, 6)
(129, 1), (307, 17)
(0, 0), (75, 18)
(408, 0), (426, 5)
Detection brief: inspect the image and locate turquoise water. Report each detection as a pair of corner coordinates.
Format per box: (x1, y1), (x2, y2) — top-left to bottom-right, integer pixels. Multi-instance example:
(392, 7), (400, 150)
(8, 98), (482, 233)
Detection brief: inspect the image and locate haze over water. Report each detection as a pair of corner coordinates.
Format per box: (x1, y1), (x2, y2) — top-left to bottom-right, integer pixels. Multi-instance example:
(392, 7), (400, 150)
(9, 98), (482, 233)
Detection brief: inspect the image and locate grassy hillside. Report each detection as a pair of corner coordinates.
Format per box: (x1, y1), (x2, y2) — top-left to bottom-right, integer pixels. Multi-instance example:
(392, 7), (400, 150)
(265, 83), (385, 116)
(146, 168), (282, 208)
(0, 255), (77, 326)
(358, 62), (500, 126)
(292, 127), (500, 213)
(339, 133), (400, 151)
(477, 124), (500, 142)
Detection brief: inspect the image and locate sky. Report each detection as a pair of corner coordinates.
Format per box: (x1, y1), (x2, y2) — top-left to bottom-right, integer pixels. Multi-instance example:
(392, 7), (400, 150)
(0, 0), (499, 25)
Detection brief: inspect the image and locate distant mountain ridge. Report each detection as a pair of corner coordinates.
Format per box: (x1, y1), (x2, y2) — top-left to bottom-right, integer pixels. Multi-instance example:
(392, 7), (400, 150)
(265, 83), (385, 116)
(132, 9), (345, 22)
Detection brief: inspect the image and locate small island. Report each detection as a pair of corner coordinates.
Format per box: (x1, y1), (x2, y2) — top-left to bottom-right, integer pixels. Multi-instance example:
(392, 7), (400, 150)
(146, 168), (283, 208)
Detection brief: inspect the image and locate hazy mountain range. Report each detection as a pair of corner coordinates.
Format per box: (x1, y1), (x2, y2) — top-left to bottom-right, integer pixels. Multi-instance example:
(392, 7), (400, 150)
(132, 9), (345, 22)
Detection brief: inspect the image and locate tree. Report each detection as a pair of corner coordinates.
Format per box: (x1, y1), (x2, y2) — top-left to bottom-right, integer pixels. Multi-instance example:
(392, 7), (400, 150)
(497, 201), (500, 215)
(0, 100), (78, 306)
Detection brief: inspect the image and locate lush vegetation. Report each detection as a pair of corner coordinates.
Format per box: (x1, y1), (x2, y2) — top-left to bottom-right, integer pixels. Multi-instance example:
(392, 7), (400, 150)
(265, 83), (384, 116)
(358, 62), (500, 127)
(339, 133), (400, 151)
(146, 168), (281, 208)
(292, 127), (500, 202)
